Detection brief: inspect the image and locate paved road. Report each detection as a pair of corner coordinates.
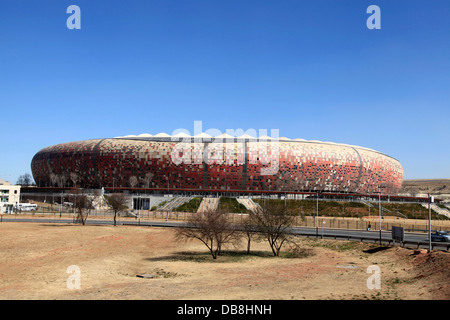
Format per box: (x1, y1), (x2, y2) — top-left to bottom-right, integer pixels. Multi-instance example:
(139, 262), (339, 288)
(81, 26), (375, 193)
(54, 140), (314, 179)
(1, 216), (447, 250)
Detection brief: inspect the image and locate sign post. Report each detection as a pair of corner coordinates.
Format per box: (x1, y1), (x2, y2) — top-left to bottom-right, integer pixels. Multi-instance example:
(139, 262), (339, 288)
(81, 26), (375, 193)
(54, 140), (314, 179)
(391, 226), (404, 245)
(322, 220), (325, 239)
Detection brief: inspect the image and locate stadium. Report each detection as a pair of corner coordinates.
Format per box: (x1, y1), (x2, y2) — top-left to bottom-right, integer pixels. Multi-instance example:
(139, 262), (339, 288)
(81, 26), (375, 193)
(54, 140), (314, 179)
(30, 133), (404, 196)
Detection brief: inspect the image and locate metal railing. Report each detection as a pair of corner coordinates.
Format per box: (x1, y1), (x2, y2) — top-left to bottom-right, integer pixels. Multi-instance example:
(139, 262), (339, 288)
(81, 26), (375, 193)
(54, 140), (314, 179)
(294, 231), (450, 251)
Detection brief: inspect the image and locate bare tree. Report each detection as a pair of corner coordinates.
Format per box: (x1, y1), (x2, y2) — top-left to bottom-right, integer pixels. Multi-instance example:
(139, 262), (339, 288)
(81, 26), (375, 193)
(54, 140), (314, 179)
(240, 215), (258, 255)
(248, 200), (296, 257)
(69, 190), (94, 225)
(16, 173), (34, 186)
(175, 210), (239, 259)
(105, 193), (128, 226)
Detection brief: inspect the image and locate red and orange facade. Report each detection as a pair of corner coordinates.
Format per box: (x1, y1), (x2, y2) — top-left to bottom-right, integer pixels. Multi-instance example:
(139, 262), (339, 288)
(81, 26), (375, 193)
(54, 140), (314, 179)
(31, 135), (404, 195)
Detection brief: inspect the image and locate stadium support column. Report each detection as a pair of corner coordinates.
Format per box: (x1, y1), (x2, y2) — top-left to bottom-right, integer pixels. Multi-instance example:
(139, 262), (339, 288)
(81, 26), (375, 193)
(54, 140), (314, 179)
(203, 141), (210, 191)
(92, 139), (106, 188)
(241, 139), (248, 191)
(351, 147), (363, 192)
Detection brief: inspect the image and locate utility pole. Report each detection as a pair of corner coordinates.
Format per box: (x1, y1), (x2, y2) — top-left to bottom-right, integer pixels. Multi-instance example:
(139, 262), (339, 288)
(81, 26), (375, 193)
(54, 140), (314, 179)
(60, 192), (63, 218)
(378, 191), (382, 245)
(428, 194), (433, 253)
(316, 192), (319, 238)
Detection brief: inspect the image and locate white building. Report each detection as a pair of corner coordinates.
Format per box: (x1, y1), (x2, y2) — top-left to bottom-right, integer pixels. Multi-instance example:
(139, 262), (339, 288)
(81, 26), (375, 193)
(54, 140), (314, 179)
(0, 180), (21, 213)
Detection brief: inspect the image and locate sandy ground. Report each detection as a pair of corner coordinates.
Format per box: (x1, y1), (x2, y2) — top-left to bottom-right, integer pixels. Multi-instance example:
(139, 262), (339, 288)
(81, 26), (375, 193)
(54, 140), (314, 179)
(0, 222), (448, 300)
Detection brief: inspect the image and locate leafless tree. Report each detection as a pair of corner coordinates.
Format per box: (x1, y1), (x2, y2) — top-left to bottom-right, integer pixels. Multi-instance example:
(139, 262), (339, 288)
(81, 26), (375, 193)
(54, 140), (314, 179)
(129, 176), (138, 188)
(175, 210), (239, 259)
(16, 173), (34, 186)
(239, 215), (258, 255)
(105, 193), (129, 226)
(69, 189), (94, 225)
(248, 200), (296, 257)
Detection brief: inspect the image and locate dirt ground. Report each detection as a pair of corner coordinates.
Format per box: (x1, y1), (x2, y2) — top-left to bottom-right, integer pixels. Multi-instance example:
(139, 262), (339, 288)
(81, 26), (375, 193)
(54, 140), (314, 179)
(0, 222), (448, 300)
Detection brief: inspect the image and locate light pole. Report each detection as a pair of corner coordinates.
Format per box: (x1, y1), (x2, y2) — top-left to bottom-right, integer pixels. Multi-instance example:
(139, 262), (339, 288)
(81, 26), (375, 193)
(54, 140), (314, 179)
(378, 191), (382, 245)
(428, 194), (433, 253)
(316, 192), (319, 238)
(321, 220), (325, 239)
(368, 194), (371, 231)
(60, 193), (63, 218)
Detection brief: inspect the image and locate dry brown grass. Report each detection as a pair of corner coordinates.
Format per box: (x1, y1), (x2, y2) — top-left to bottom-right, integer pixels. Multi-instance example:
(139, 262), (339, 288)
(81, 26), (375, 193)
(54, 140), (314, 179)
(0, 222), (448, 300)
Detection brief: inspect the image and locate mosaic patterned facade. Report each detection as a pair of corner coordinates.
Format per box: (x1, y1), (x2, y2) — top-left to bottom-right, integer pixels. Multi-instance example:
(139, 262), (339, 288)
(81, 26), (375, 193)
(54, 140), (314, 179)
(31, 136), (404, 194)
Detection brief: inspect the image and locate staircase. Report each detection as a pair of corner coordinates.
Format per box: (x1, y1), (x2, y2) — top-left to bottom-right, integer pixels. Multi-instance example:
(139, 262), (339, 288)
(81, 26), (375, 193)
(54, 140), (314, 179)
(360, 199), (375, 208)
(362, 200), (407, 219)
(421, 203), (450, 219)
(236, 198), (261, 212)
(197, 197), (220, 213)
(159, 197), (192, 211)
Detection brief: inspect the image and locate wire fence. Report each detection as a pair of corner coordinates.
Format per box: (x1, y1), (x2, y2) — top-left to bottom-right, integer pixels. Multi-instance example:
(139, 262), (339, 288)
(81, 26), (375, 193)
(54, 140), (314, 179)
(4, 206), (450, 233)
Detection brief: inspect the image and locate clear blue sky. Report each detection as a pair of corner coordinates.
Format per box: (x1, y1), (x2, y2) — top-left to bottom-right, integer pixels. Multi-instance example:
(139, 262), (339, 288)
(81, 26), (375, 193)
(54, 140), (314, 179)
(0, 0), (449, 183)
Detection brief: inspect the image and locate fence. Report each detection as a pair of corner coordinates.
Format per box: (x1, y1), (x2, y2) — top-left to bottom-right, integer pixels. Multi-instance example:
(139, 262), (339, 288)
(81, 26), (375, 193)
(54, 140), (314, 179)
(295, 230), (450, 251)
(4, 206), (450, 233)
(3, 209), (449, 252)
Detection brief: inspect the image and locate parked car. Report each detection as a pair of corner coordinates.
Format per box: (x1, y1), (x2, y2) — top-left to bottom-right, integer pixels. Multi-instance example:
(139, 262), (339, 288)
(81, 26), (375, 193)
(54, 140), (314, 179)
(431, 231), (450, 242)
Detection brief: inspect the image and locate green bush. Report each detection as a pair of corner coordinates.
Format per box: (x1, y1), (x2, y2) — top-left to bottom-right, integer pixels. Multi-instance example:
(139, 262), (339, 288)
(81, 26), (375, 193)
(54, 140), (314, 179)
(175, 197), (203, 212)
(218, 197), (248, 213)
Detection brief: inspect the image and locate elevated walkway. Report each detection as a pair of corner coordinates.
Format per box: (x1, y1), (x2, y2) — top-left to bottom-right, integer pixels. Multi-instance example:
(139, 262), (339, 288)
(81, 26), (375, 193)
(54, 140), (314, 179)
(159, 197), (192, 211)
(421, 203), (450, 219)
(197, 197), (219, 213)
(236, 198), (261, 212)
(362, 200), (407, 218)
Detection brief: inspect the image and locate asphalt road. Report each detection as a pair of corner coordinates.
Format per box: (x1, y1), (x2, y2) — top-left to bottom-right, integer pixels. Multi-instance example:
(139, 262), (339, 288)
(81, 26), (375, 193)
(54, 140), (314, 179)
(1, 216), (448, 250)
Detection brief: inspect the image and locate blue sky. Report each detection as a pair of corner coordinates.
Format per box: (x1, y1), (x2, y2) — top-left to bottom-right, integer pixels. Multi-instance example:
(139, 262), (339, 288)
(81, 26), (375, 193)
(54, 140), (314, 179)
(0, 0), (449, 183)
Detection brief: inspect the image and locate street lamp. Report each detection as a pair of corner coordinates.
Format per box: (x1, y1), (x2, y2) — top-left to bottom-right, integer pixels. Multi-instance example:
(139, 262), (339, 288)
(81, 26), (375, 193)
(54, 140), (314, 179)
(428, 194), (434, 253)
(376, 186), (386, 245)
(379, 191), (382, 244)
(316, 192), (319, 237)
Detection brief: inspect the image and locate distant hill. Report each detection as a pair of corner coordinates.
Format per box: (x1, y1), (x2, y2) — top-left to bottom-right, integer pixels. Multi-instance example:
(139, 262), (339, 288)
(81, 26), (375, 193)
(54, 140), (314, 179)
(400, 179), (450, 201)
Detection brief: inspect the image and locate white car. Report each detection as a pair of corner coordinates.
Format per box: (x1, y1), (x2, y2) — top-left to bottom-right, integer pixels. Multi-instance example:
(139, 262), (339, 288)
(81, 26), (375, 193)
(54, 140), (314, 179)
(431, 231), (450, 242)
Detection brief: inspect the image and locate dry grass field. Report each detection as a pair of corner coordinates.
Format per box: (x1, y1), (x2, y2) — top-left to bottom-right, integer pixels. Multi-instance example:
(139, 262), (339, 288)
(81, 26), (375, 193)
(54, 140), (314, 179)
(0, 222), (448, 300)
